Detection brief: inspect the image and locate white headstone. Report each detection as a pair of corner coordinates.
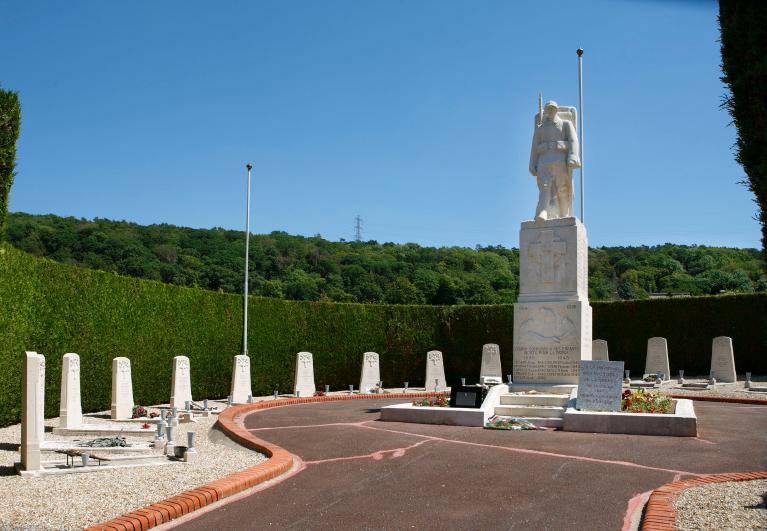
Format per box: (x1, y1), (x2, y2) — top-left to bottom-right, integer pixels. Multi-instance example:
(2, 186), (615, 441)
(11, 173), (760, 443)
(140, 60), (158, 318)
(230, 355), (253, 404)
(359, 352), (380, 393)
(710, 336), (737, 383)
(59, 353), (82, 429)
(294, 352), (316, 397)
(425, 350), (447, 391)
(111, 357), (134, 419)
(591, 339), (609, 361)
(170, 356), (193, 409)
(576, 360), (624, 412)
(644, 337), (671, 380)
(21, 351), (45, 472)
(480, 343), (502, 380)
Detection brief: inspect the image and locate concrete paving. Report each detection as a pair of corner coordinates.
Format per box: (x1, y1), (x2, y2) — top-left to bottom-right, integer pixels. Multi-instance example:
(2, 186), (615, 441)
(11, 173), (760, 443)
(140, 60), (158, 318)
(175, 399), (767, 530)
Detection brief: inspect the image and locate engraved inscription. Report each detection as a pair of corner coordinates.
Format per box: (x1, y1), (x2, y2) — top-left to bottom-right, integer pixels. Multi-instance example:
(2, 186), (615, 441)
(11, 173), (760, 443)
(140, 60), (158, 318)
(528, 230), (566, 284)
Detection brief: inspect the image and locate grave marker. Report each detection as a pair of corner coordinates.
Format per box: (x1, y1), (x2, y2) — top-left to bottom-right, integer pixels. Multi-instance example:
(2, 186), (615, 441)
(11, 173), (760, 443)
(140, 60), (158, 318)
(644, 337), (670, 380)
(359, 352), (380, 394)
(294, 351), (316, 397)
(480, 343), (502, 381)
(710, 336), (736, 383)
(230, 355), (253, 404)
(111, 357), (134, 420)
(59, 353), (82, 429)
(425, 350), (446, 391)
(576, 360), (624, 412)
(591, 339), (609, 361)
(21, 351), (45, 472)
(170, 356), (193, 410)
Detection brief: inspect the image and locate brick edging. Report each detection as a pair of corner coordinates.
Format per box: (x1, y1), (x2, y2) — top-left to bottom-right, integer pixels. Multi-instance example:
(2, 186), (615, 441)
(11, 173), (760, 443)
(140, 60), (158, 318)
(641, 471), (767, 530)
(668, 394), (767, 406)
(87, 392), (446, 531)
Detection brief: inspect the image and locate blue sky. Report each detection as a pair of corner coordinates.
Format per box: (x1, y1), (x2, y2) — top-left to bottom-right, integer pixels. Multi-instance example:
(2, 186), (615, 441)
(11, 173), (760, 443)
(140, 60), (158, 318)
(3, 0), (759, 249)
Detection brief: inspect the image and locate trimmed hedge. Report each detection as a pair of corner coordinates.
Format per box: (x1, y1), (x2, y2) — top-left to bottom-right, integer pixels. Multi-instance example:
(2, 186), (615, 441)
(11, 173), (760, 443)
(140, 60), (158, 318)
(0, 243), (765, 427)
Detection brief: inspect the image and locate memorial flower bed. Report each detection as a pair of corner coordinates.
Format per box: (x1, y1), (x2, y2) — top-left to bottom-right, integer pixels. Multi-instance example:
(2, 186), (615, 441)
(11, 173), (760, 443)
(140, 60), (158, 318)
(412, 396), (450, 407)
(621, 389), (673, 414)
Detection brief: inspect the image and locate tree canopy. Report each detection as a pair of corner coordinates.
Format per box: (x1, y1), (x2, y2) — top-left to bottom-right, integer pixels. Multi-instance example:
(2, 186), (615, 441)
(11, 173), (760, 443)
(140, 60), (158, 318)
(7, 212), (765, 304)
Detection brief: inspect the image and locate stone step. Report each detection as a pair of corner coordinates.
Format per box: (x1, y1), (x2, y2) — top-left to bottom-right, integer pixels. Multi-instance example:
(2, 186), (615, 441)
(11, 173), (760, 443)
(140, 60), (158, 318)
(508, 384), (576, 395)
(494, 405), (565, 418)
(500, 394), (570, 407)
(748, 386), (767, 393)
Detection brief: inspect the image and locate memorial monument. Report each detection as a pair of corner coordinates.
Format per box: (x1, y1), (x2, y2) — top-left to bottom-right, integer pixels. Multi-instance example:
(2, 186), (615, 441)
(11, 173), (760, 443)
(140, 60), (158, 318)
(512, 100), (592, 385)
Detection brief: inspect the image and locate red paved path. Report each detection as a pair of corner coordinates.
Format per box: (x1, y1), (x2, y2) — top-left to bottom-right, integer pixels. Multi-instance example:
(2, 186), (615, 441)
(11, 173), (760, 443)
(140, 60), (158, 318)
(175, 399), (767, 530)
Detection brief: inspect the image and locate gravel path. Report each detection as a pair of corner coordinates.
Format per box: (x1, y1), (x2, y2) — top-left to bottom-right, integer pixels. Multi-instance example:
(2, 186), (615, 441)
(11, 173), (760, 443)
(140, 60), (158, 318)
(1, 401), (266, 530)
(650, 376), (767, 400)
(674, 480), (767, 530)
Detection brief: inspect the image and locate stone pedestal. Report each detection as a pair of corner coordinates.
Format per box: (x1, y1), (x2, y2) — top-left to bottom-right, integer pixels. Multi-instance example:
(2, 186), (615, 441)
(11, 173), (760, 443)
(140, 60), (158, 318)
(513, 217), (592, 385)
(359, 352), (380, 394)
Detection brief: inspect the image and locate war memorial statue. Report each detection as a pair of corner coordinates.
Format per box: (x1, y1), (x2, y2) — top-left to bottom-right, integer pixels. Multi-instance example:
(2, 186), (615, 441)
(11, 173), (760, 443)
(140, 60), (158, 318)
(512, 98), (592, 386)
(528, 100), (580, 223)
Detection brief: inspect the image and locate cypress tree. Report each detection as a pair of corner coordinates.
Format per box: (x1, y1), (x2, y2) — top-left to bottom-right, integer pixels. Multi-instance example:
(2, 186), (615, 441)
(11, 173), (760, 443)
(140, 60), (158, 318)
(0, 87), (21, 242)
(719, 1), (767, 267)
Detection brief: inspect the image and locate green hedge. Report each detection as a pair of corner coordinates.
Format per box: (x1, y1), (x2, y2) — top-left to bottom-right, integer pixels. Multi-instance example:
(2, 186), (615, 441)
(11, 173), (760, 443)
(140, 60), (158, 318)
(1, 243), (765, 427)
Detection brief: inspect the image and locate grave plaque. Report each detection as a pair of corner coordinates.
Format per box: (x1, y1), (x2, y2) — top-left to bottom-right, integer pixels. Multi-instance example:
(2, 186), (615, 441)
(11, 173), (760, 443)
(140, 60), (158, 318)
(425, 350), (446, 391)
(111, 357), (134, 419)
(59, 353), (83, 429)
(710, 336), (736, 383)
(230, 355), (253, 404)
(480, 344), (502, 380)
(592, 339), (609, 361)
(294, 351), (316, 397)
(170, 356), (193, 409)
(644, 337), (670, 380)
(449, 386), (483, 409)
(576, 360), (624, 412)
(359, 352), (380, 394)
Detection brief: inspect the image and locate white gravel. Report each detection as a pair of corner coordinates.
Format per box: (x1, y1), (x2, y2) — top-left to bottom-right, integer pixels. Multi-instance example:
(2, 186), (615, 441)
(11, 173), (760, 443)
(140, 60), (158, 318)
(674, 479), (767, 530)
(647, 376), (767, 400)
(0, 402), (266, 530)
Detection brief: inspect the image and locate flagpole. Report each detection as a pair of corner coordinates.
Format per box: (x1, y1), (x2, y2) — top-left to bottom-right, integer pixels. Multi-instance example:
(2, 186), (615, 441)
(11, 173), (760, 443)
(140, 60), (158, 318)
(577, 48), (585, 223)
(243, 163), (252, 356)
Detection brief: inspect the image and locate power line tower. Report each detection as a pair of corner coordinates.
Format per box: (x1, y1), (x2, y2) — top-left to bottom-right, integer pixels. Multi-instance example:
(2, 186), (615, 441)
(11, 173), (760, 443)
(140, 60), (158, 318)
(354, 215), (363, 242)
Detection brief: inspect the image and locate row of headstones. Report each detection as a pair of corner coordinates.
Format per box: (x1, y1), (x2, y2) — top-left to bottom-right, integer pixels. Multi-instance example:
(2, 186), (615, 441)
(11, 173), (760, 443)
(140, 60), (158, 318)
(51, 344), (503, 430)
(237, 343), (505, 401)
(592, 336), (739, 383)
(54, 353), (201, 428)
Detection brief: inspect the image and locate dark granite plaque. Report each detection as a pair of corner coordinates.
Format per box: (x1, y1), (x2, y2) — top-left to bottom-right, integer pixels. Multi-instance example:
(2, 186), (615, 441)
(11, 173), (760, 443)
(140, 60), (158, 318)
(449, 386), (483, 408)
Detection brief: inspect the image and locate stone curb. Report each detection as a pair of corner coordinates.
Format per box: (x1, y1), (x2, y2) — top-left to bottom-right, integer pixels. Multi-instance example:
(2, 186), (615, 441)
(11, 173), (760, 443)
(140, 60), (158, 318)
(85, 392), (446, 531)
(641, 471), (767, 530)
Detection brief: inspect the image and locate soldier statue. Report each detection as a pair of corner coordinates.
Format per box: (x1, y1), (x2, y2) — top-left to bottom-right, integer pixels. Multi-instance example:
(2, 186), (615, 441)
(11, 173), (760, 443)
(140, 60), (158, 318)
(528, 100), (580, 222)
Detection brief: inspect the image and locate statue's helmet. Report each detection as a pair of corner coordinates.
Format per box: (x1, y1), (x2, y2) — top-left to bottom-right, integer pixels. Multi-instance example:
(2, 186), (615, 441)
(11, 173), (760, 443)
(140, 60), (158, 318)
(544, 100), (558, 111)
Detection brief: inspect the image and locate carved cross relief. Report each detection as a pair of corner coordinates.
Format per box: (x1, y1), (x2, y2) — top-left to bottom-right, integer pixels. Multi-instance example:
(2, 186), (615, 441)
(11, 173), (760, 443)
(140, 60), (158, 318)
(299, 353), (312, 368)
(528, 230), (566, 284)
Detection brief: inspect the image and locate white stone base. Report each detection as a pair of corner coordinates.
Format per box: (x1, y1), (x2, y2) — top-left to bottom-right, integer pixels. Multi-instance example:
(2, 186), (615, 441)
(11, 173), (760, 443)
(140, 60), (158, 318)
(379, 385), (505, 427)
(51, 424), (156, 438)
(562, 399), (697, 437)
(512, 300), (592, 385)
